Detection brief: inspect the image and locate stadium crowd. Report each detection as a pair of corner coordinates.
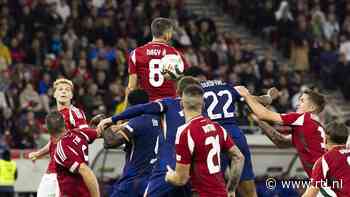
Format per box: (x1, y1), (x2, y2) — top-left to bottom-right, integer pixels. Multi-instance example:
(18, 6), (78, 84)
(0, 0), (344, 149)
(220, 0), (350, 99)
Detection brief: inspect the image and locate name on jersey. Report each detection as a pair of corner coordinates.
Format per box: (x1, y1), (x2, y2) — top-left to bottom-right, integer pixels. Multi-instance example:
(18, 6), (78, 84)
(147, 49), (162, 56)
(201, 80), (226, 88)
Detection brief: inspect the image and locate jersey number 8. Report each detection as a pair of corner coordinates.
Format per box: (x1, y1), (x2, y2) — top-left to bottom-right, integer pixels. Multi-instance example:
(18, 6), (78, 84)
(149, 59), (164, 87)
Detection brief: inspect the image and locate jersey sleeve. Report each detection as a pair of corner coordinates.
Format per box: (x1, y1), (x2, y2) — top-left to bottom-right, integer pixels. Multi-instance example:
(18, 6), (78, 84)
(128, 49), (137, 74)
(54, 139), (85, 174)
(111, 99), (167, 123)
(220, 126), (235, 151)
(310, 157), (328, 187)
(280, 112), (306, 126)
(70, 107), (88, 129)
(175, 127), (193, 165)
(122, 116), (144, 138)
(77, 128), (98, 144)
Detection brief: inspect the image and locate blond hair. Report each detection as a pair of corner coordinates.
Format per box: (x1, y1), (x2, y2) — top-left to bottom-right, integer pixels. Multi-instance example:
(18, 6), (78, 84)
(53, 78), (74, 92)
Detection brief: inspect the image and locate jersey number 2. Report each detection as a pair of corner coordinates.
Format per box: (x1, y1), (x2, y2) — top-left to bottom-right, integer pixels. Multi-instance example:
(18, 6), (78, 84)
(205, 135), (221, 174)
(149, 59), (164, 87)
(204, 90), (234, 120)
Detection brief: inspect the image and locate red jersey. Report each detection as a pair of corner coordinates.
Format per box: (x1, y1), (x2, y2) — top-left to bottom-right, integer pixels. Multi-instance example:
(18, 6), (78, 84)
(54, 128), (97, 197)
(128, 41), (189, 101)
(281, 112), (326, 176)
(47, 105), (88, 173)
(175, 116), (234, 197)
(311, 145), (350, 196)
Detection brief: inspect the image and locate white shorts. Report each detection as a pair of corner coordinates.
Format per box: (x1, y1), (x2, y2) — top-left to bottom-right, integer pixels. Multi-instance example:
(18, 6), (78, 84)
(37, 173), (59, 197)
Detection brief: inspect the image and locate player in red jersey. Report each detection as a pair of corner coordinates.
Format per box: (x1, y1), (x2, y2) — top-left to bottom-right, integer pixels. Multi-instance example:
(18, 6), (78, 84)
(165, 85), (245, 197)
(45, 111), (100, 197)
(28, 78), (93, 197)
(235, 86), (326, 177)
(126, 17), (189, 101)
(303, 122), (350, 197)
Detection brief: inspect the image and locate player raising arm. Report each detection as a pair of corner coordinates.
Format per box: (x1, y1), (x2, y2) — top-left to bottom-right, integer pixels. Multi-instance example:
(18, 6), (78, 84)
(165, 85), (244, 197)
(235, 86), (326, 177)
(126, 17), (189, 101)
(303, 122), (350, 197)
(46, 111), (100, 197)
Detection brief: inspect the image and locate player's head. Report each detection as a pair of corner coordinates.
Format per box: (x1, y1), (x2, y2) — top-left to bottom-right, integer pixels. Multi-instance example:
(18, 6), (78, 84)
(53, 78), (74, 105)
(325, 121), (349, 146)
(151, 17), (174, 42)
(176, 76), (200, 96)
(46, 110), (66, 137)
(297, 89), (325, 114)
(128, 89), (149, 106)
(183, 66), (207, 81)
(182, 85), (204, 114)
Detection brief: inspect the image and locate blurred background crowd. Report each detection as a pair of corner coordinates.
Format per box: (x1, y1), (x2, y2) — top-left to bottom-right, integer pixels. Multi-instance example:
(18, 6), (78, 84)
(0, 0), (349, 149)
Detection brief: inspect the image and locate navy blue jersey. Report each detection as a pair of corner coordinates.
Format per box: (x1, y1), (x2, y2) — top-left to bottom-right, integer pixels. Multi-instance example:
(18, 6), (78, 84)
(154, 98), (185, 172)
(116, 114), (161, 193)
(200, 80), (241, 124)
(111, 97), (185, 173)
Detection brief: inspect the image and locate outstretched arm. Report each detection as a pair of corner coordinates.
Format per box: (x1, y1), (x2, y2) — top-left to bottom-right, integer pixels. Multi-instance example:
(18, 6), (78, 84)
(235, 86), (283, 124)
(251, 114), (293, 148)
(97, 101), (164, 130)
(29, 141), (51, 160)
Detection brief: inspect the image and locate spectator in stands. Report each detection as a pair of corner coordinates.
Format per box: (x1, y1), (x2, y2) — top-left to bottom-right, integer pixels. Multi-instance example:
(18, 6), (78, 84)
(19, 83), (43, 113)
(323, 13), (340, 41)
(0, 38), (11, 66)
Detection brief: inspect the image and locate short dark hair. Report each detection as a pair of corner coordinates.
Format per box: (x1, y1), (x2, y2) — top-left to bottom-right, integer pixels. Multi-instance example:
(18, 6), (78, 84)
(151, 17), (174, 38)
(128, 89), (149, 106)
(183, 66), (206, 78)
(46, 111), (65, 136)
(304, 89), (326, 113)
(182, 85), (204, 111)
(177, 76), (200, 96)
(325, 121), (349, 144)
(183, 85), (204, 98)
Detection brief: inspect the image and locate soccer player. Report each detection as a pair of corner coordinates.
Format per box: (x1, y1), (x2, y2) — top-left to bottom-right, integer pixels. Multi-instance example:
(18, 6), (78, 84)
(45, 111), (100, 197)
(184, 66), (277, 197)
(302, 121), (350, 197)
(101, 89), (161, 197)
(98, 77), (201, 197)
(28, 78), (91, 197)
(235, 86), (326, 177)
(165, 85), (244, 197)
(126, 17), (189, 101)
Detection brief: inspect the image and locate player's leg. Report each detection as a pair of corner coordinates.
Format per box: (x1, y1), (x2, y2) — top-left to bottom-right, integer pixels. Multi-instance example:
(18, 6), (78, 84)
(223, 125), (257, 197)
(37, 173), (58, 197)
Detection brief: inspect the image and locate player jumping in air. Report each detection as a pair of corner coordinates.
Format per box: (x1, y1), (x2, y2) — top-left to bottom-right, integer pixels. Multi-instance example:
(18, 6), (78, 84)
(165, 85), (244, 197)
(126, 17), (189, 101)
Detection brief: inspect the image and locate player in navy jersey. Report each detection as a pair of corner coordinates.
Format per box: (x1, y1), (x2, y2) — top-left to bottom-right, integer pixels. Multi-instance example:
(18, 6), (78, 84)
(98, 77), (201, 197)
(184, 67), (277, 197)
(100, 89), (161, 197)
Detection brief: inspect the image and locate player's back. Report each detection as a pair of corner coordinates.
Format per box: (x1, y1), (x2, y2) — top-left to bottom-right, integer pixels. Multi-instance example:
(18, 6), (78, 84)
(129, 42), (187, 101)
(54, 131), (91, 197)
(314, 145), (350, 196)
(176, 116), (230, 197)
(201, 80), (241, 125)
(118, 114), (161, 189)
